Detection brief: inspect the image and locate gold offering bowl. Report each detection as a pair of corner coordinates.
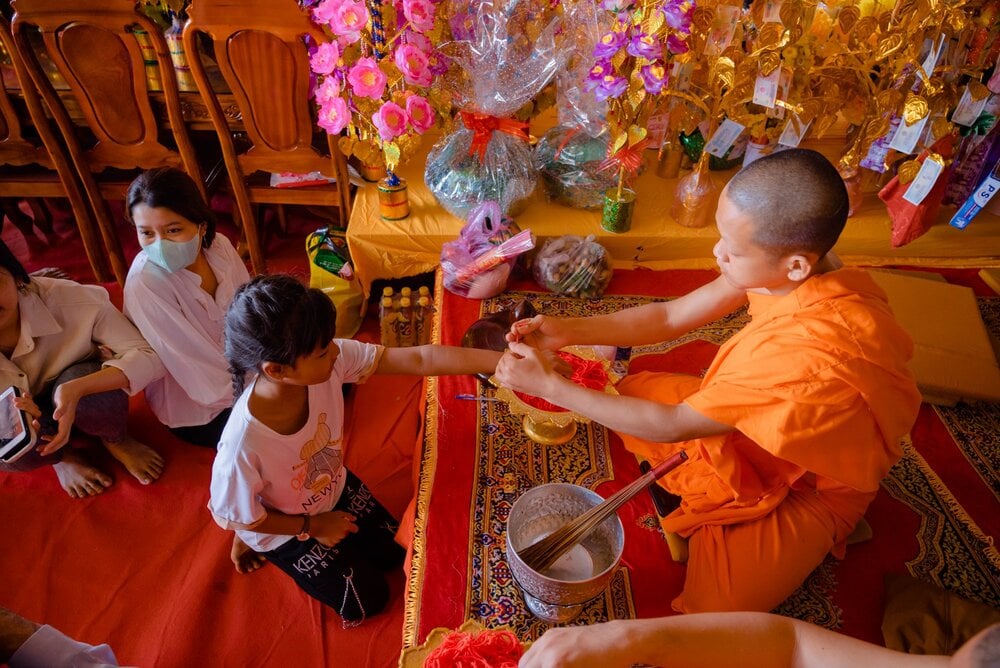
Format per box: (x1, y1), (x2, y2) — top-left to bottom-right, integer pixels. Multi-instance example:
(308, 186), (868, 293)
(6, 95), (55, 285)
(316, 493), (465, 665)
(493, 347), (619, 446)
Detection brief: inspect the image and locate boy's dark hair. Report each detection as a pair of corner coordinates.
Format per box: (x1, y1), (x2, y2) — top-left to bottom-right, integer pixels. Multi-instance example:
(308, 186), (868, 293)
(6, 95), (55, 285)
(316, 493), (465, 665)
(125, 167), (217, 248)
(726, 148), (848, 259)
(0, 240), (31, 286)
(224, 274), (337, 398)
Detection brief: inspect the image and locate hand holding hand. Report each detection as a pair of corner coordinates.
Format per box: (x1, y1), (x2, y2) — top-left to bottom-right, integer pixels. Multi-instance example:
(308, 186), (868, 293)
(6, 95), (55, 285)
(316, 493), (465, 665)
(495, 341), (558, 397)
(506, 315), (569, 351)
(312, 511), (359, 547)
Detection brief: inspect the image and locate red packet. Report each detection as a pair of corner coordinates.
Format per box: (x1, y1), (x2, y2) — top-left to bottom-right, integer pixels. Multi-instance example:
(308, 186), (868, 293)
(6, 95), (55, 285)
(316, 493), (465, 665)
(878, 134), (957, 248)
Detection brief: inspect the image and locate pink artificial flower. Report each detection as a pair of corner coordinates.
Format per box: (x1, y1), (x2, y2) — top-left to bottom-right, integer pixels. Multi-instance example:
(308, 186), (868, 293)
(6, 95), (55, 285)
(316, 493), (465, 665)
(309, 41), (341, 76)
(402, 0), (436, 33)
(373, 101), (408, 140)
(312, 0), (337, 25)
(406, 32), (448, 75)
(317, 96), (351, 135)
(394, 43), (433, 87)
(314, 75), (342, 105)
(327, 0), (368, 44)
(348, 57), (388, 99)
(405, 94), (435, 133)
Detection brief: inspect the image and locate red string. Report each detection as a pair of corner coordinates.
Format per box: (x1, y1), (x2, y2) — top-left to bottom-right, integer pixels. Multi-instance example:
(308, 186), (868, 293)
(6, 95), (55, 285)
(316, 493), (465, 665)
(423, 629), (524, 668)
(514, 352), (609, 413)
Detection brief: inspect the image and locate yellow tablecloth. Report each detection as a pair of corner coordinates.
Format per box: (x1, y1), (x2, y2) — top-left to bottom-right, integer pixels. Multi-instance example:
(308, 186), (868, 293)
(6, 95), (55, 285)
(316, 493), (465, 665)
(347, 138), (1000, 296)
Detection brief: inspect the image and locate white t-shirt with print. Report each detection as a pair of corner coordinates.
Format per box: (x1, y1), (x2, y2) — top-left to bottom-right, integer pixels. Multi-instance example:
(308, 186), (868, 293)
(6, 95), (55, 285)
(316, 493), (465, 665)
(208, 339), (382, 552)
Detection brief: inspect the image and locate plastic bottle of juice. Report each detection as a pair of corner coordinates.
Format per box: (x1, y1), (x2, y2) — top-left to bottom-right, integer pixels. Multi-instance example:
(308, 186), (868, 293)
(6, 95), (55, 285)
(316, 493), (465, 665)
(379, 297), (398, 347)
(396, 297), (414, 347)
(414, 296), (431, 345)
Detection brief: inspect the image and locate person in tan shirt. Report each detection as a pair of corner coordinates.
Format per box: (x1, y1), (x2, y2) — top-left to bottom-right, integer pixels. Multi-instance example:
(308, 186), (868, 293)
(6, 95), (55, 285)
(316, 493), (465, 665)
(0, 241), (165, 497)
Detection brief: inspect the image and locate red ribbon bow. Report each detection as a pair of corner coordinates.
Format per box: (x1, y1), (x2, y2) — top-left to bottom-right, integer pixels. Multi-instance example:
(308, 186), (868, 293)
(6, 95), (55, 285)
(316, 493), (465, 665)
(460, 111), (530, 160)
(599, 138), (651, 177)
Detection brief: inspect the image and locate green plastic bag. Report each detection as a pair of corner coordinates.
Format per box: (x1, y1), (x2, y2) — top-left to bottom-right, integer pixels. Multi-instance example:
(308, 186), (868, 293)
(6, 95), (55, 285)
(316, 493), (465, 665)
(306, 228), (364, 339)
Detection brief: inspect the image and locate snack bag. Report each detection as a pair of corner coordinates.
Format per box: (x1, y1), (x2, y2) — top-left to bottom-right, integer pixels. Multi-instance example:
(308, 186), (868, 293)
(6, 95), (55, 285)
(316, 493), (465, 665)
(306, 228), (365, 337)
(442, 202), (534, 299)
(532, 235), (612, 298)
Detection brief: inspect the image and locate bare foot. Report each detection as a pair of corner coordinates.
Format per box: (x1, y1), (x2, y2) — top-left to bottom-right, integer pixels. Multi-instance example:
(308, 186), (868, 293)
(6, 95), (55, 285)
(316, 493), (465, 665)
(231, 534), (266, 574)
(52, 448), (113, 498)
(102, 435), (164, 485)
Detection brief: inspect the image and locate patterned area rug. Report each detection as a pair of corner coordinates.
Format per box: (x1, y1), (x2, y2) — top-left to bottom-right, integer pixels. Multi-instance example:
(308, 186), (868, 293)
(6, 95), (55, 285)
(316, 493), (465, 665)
(404, 271), (999, 648)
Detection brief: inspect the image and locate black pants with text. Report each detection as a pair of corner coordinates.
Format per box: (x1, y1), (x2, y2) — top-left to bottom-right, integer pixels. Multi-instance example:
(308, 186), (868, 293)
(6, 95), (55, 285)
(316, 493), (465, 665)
(264, 471), (405, 626)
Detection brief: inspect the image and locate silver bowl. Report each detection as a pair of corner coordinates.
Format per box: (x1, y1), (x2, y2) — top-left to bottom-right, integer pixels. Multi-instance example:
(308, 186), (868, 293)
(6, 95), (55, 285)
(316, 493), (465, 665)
(506, 483), (624, 623)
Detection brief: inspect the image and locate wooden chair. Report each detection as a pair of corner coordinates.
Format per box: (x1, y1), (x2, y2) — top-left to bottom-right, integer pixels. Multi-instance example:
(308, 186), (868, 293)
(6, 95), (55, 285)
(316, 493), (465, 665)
(10, 0), (206, 284)
(183, 0), (354, 274)
(0, 15), (113, 281)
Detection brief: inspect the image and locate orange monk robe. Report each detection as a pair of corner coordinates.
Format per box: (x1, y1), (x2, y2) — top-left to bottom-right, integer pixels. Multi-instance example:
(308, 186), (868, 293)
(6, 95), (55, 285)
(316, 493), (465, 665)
(616, 268), (922, 614)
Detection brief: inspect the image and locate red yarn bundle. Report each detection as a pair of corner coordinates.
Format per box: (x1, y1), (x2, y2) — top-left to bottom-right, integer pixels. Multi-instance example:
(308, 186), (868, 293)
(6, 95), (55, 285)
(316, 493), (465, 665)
(423, 628), (524, 668)
(514, 352), (610, 413)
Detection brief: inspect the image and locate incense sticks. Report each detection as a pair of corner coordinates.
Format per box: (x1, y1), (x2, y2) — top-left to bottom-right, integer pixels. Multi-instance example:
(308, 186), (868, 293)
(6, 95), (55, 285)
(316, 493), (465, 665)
(516, 451), (688, 575)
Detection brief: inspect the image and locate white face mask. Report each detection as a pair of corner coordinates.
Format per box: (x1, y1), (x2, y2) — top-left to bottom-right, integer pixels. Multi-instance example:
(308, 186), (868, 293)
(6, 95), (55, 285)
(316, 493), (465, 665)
(143, 233), (202, 273)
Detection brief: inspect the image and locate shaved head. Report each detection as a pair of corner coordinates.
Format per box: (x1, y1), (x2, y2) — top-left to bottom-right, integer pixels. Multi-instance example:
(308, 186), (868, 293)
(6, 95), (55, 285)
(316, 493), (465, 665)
(725, 148), (849, 259)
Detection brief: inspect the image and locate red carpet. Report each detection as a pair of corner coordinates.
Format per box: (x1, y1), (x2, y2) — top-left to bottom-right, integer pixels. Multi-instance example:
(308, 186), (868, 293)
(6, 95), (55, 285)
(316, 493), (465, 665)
(405, 268), (1000, 650)
(0, 201), (420, 667)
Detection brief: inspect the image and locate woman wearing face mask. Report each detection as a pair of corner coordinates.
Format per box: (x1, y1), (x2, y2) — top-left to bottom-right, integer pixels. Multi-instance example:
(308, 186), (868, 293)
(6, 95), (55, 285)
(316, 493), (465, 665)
(123, 168), (250, 449)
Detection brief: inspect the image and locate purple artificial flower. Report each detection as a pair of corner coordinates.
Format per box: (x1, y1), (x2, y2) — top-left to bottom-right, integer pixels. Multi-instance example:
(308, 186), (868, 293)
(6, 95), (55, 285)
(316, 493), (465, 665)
(584, 61), (614, 92)
(661, 0), (693, 34)
(640, 62), (668, 94)
(627, 32), (662, 60)
(593, 74), (628, 102)
(593, 30), (628, 60)
(667, 34), (690, 55)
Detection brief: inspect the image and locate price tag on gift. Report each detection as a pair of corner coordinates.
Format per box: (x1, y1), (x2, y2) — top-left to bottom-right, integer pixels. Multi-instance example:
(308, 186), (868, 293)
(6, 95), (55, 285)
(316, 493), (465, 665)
(753, 67), (781, 108)
(952, 85), (989, 127)
(704, 119), (745, 157)
(778, 114), (811, 147)
(889, 114), (929, 154)
(902, 157), (945, 205)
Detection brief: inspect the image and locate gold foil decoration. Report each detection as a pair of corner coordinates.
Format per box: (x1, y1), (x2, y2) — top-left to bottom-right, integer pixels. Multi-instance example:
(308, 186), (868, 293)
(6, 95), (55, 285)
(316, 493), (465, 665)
(779, 1), (800, 26)
(838, 6), (860, 33)
(902, 94), (929, 126)
(715, 57), (736, 89)
(692, 6), (715, 32)
(897, 159), (920, 185)
(931, 117), (952, 141)
(853, 16), (877, 40)
(759, 50), (781, 75)
(864, 117), (890, 143)
(875, 32), (904, 60)
(757, 22), (786, 49)
(644, 9), (665, 35)
(969, 81), (990, 101)
(875, 89), (902, 115)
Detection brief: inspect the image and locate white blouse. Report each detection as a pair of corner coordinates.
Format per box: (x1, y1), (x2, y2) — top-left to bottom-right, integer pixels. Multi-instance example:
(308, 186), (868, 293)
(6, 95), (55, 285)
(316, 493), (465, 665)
(124, 233), (250, 429)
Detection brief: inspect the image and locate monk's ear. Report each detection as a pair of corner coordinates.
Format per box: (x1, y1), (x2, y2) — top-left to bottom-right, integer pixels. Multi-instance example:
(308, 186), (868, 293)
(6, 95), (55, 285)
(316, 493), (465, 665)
(785, 254), (815, 282)
(260, 361), (287, 382)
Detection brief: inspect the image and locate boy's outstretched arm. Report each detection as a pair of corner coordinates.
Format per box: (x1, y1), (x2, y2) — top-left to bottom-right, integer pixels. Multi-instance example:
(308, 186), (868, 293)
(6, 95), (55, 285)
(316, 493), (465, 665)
(509, 274), (747, 350)
(376, 345), (502, 377)
(495, 342), (730, 444)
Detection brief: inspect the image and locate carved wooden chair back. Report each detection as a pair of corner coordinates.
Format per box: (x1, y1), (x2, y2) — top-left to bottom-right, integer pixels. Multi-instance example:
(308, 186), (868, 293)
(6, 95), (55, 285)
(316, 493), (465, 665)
(0, 14), (112, 281)
(11, 0), (206, 283)
(183, 0), (353, 274)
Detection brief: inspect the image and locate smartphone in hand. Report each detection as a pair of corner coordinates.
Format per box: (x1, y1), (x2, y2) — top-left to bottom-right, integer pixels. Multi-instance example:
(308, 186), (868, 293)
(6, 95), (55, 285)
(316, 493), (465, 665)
(0, 386), (37, 463)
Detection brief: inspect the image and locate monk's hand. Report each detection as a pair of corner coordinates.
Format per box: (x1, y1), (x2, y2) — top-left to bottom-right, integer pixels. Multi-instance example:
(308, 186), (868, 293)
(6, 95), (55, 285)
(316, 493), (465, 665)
(312, 511), (358, 548)
(495, 341), (557, 397)
(38, 384), (81, 456)
(519, 622), (633, 668)
(506, 315), (569, 351)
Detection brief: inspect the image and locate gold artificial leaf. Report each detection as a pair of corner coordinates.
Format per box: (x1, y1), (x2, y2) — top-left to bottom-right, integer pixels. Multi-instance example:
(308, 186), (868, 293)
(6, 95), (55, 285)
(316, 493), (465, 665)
(757, 22), (787, 49)
(627, 124), (648, 147)
(814, 113), (838, 138)
(789, 24), (803, 44)
(902, 94), (929, 126)
(759, 50), (781, 75)
(645, 9), (665, 35)
(897, 159), (920, 185)
(969, 81), (990, 101)
(628, 83), (647, 110)
(931, 117), (952, 140)
(779, 0), (800, 27)
(382, 142), (401, 170)
(874, 33), (905, 61)
(853, 16), (877, 41)
(612, 132), (628, 155)
(715, 57), (736, 89)
(837, 6), (860, 34)
(691, 7), (715, 33)
(875, 89), (903, 116)
(863, 117), (890, 143)
(338, 136), (357, 158)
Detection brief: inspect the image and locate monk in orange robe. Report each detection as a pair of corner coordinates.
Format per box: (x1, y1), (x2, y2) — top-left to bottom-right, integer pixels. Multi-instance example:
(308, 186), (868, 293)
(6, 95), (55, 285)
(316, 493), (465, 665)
(494, 148), (922, 613)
